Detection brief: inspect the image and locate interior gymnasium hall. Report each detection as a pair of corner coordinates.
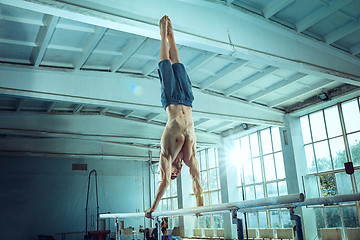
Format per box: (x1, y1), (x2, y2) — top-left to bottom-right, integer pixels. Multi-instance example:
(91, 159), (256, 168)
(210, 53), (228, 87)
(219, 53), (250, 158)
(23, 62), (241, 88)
(1, 0), (360, 240)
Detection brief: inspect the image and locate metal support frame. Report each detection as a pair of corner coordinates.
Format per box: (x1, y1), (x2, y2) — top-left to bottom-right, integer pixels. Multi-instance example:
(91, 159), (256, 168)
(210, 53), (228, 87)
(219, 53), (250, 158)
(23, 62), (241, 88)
(232, 210), (244, 240)
(290, 207), (304, 240)
(86, 170), (99, 234)
(156, 218), (161, 240)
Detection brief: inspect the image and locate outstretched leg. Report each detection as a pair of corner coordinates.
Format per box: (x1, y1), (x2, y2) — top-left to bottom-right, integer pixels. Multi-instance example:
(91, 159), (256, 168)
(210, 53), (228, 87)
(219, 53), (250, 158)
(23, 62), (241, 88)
(166, 16), (180, 64)
(159, 15), (170, 61)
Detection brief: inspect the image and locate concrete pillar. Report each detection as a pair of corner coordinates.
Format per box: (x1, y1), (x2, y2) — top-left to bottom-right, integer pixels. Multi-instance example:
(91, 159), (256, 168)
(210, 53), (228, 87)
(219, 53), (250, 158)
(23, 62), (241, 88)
(218, 139), (239, 239)
(285, 115), (318, 240)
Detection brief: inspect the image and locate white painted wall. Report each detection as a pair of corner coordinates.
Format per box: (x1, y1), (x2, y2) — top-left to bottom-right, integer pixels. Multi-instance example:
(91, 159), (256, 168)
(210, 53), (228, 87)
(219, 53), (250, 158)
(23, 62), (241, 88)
(0, 155), (150, 240)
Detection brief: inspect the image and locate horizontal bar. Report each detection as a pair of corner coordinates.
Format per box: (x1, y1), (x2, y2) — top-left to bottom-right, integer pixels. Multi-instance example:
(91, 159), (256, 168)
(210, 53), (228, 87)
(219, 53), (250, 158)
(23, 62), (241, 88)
(99, 193), (304, 219)
(239, 193), (360, 213)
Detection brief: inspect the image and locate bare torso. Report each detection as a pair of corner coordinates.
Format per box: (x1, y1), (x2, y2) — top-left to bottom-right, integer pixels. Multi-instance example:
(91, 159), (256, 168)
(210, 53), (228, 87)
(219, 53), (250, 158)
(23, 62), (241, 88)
(161, 104), (196, 177)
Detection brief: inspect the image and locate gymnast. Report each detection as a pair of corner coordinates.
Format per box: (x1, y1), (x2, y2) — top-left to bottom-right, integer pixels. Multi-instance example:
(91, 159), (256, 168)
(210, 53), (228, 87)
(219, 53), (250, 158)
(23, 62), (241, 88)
(145, 15), (204, 219)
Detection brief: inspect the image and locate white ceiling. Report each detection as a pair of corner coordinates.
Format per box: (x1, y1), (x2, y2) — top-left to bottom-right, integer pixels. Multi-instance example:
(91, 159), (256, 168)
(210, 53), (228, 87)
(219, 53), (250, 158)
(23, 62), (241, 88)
(0, 0), (359, 160)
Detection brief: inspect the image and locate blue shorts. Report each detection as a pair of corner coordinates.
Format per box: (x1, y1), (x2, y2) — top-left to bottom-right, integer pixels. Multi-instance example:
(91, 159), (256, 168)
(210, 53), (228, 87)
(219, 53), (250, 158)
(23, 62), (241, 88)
(158, 59), (194, 110)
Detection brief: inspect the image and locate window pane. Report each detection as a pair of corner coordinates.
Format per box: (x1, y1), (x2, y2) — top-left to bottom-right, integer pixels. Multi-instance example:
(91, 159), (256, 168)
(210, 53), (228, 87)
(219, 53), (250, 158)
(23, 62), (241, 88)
(355, 169), (360, 192)
(270, 210), (280, 228)
(244, 157), (254, 184)
(325, 207), (342, 228)
(213, 215), (221, 228)
(304, 144), (317, 173)
(250, 133), (260, 157)
(200, 151), (206, 170)
(245, 186), (255, 200)
(247, 212), (258, 228)
(165, 185), (170, 198)
(261, 128), (272, 155)
(173, 217), (179, 228)
(173, 198), (178, 209)
(267, 182), (278, 197)
(258, 212), (267, 228)
(319, 174), (337, 197)
(304, 175), (319, 198)
(209, 169), (218, 190)
(335, 172), (353, 195)
(205, 215), (211, 228)
(204, 192), (209, 206)
(329, 137), (347, 169)
(342, 206), (359, 227)
(314, 140), (332, 172)
(168, 217), (173, 229)
(163, 199), (168, 210)
(272, 127), (282, 152)
(309, 111), (327, 141)
(280, 211), (292, 228)
(300, 116), (312, 144)
(253, 157), (263, 183)
(193, 216), (199, 228)
(348, 132), (360, 166)
(274, 152), (285, 179)
(208, 148), (216, 169)
(171, 179), (177, 196)
(324, 106), (342, 138)
(240, 137), (251, 161)
(264, 154), (276, 181)
(342, 99), (360, 134)
(211, 191), (219, 205)
(238, 187), (243, 200)
(199, 216), (205, 228)
(255, 184), (264, 199)
(201, 171), (208, 191)
(314, 208), (325, 229)
(278, 181), (287, 196)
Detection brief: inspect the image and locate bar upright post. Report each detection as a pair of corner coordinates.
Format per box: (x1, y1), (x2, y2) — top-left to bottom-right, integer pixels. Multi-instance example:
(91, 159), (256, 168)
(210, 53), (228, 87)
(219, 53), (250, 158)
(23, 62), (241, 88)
(232, 210), (244, 240)
(290, 208), (303, 240)
(156, 218), (161, 240)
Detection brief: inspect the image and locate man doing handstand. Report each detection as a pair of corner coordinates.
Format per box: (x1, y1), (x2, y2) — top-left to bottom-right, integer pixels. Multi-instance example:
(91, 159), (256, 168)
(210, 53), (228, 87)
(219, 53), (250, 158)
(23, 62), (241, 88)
(145, 16), (204, 218)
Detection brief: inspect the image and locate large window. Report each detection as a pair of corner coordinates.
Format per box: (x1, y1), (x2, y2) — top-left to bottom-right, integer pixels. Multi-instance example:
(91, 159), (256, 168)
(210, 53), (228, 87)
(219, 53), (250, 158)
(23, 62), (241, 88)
(233, 127), (290, 229)
(300, 97), (360, 237)
(193, 148), (223, 229)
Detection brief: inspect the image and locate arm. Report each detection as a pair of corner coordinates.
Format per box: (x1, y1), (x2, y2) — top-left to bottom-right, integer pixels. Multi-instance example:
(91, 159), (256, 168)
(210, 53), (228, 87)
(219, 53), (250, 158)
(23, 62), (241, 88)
(145, 153), (171, 218)
(189, 156), (204, 207)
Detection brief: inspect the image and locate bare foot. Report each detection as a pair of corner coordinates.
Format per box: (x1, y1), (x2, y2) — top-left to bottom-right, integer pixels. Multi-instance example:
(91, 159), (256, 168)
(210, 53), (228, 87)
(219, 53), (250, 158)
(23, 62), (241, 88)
(159, 15), (168, 39)
(145, 208), (154, 219)
(166, 16), (174, 40)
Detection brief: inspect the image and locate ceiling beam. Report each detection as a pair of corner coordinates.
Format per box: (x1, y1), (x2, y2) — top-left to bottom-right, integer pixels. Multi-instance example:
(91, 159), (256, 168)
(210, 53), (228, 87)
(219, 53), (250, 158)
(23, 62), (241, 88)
(206, 121), (233, 133)
(263, 0), (295, 19)
(0, 112), (221, 147)
(110, 36), (147, 72)
(199, 59), (248, 89)
(73, 104), (84, 113)
(74, 26), (107, 70)
(350, 42), (360, 55)
(0, 63), (285, 126)
(268, 79), (333, 107)
(295, 0), (353, 32)
(246, 73), (307, 102)
(224, 66), (278, 97)
(16, 98), (24, 112)
(2, 0), (360, 86)
(146, 113), (160, 122)
(187, 52), (218, 74)
(325, 20), (360, 44)
(194, 118), (209, 127)
(100, 106), (109, 114)
(31, 15), (59, 67)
